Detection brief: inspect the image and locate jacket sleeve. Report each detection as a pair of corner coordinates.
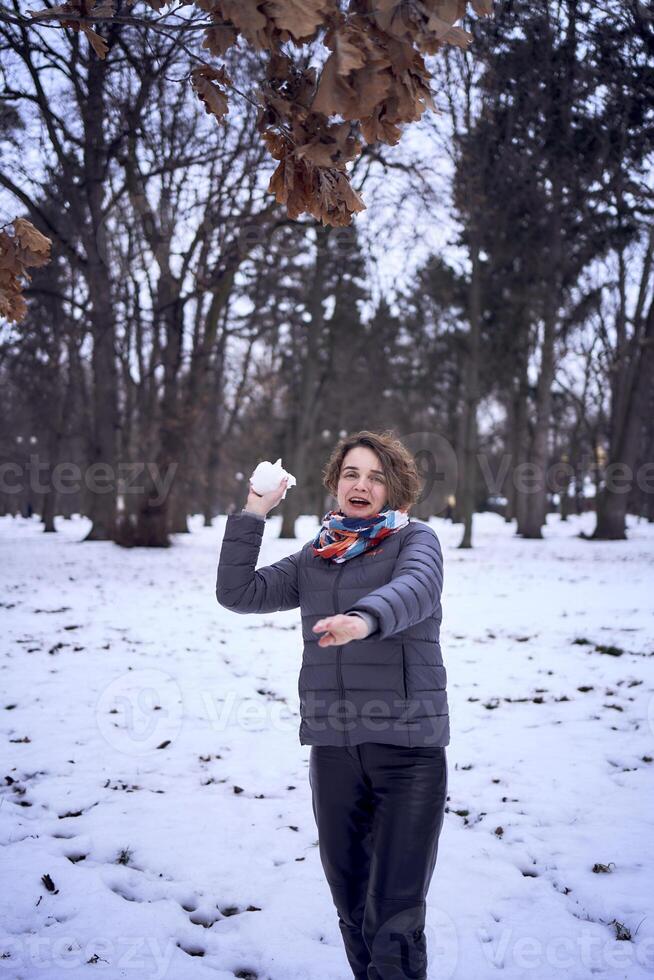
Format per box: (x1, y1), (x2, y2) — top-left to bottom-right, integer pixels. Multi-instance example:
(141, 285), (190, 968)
(216, 512), (302, 614)
(343, 524), (443, 640)
(346, 610), (379, 637)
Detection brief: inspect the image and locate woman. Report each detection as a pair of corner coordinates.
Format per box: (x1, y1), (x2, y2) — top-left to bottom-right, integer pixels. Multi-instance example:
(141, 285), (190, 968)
(216, 430), (449, 980)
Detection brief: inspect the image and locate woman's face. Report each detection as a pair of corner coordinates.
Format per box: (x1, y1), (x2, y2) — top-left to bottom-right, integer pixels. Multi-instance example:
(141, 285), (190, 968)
(336, 446), (388, 518)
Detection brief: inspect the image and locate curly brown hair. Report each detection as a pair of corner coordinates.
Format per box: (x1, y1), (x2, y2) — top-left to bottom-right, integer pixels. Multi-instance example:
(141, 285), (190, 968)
(322, 429), (423, 512)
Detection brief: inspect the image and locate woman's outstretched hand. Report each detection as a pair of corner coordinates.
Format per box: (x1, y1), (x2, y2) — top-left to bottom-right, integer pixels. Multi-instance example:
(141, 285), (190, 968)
(244, 475), (289, 517)
(313, 614), (369, 647)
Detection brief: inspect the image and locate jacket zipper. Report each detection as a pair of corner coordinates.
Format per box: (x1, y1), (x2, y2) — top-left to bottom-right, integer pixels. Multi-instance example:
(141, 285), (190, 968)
(401, 643), (408, 699)
(331, 562), (349, 746)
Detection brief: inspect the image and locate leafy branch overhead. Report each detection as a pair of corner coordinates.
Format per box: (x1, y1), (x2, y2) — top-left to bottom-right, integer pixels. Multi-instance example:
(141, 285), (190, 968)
(0, 220), (52, 324)
(28, 0), (493, 226)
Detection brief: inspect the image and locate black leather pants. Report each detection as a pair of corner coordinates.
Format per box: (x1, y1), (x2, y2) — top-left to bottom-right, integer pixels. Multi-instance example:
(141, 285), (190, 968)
(309, 741), (448, 980)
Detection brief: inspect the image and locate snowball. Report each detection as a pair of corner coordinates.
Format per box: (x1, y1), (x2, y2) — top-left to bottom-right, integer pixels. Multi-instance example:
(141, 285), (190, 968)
(249, 458), (297, 499)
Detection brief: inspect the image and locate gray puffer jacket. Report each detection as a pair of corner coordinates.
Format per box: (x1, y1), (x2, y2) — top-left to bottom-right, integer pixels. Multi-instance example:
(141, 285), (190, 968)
(216, 511), (449, 748)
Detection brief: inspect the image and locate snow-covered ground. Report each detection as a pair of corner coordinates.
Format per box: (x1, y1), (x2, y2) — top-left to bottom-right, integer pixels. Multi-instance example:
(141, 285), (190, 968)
(1, 510), (653, 980)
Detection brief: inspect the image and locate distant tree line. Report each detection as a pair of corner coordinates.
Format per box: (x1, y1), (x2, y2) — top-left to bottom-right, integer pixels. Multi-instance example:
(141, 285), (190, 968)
(0, 0), (652, 545)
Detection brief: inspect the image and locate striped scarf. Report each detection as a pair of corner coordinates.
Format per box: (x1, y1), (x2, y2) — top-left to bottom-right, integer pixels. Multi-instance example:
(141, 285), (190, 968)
(311, 506), (409, 563)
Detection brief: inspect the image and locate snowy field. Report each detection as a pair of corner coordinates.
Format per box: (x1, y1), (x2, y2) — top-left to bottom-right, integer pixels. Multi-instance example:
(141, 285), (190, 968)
(1, 510), (653, 980)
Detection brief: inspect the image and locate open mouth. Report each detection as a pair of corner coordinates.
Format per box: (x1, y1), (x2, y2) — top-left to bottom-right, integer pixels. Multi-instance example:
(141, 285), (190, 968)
(349, 497), (370, 508)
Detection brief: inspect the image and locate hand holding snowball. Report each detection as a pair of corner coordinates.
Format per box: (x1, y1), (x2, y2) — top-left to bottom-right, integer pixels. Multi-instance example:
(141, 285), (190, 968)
(244, 457), (296, 517)
(245, 475), (289, 517)
(250, 458), (296, 497)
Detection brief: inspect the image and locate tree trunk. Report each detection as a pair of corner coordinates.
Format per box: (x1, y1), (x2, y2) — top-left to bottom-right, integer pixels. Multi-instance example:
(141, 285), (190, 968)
(523, 312), (558, 537)
(593, 290), (654, 538)
(593, 235), (654, 539)
(513, 351), (531, 535)
(458, 235), (482, 549)
(82, 61), (118, 542)
(279, 224), (332, 539)
(202, 385), (222, 528)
